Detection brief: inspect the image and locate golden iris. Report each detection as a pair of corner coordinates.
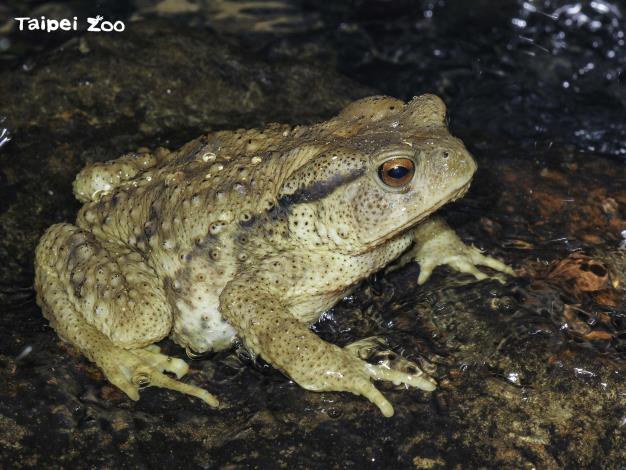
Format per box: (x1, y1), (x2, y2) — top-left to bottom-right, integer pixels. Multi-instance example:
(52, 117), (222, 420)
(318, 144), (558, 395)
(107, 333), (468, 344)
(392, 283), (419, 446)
(378, 158), (415, 187)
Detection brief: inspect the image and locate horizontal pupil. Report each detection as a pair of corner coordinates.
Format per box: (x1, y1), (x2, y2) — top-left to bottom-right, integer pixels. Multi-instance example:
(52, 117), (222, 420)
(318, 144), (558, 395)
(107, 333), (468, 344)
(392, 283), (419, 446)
(388, 166), (409, 179)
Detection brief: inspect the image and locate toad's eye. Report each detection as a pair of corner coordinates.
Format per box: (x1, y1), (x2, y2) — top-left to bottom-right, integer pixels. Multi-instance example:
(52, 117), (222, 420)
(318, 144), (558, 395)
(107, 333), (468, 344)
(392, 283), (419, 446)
(377, 158), (415, 187)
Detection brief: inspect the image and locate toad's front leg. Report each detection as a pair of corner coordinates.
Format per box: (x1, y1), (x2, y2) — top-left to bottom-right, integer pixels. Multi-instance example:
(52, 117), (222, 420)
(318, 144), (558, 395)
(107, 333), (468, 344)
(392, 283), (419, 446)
(220, 279), (436, 417)
(398, 216), (514, 285)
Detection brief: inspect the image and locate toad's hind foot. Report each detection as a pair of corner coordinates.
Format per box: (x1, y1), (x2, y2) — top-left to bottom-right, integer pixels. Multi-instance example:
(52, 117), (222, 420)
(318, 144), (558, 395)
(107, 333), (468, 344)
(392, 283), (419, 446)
(102, 346), (219, 407)
(134, 346), (190, 379)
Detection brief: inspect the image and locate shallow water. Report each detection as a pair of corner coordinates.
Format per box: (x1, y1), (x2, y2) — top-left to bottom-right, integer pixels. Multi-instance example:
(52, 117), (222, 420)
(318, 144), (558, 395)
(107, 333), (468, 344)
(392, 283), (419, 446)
(0, 0), (624, 468)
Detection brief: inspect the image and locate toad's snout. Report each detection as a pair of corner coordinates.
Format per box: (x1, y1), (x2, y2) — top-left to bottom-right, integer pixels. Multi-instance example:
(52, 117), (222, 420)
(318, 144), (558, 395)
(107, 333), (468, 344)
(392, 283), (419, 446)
(418, 138), (477, 195)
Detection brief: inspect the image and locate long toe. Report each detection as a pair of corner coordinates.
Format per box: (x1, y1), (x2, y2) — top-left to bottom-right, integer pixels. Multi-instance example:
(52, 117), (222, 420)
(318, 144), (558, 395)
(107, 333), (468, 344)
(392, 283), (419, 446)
(134, 348), (191, 379)
(364, 362), (437, 391)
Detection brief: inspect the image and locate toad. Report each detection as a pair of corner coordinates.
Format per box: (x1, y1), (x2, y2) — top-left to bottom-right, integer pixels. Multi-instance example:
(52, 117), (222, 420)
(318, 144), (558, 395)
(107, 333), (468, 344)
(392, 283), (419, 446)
(35, 95), (513, 416)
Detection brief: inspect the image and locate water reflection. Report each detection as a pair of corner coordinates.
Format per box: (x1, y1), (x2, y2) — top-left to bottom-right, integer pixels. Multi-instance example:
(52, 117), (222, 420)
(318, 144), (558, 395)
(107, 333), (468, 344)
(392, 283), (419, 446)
(306, 0), (626, 157)
(0, 116), (10, 149)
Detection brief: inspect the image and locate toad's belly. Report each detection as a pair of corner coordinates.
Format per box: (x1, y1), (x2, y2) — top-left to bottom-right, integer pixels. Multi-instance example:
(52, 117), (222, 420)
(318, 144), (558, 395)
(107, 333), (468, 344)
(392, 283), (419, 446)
(171, 292), (236, 353)
(169, 259), (237, 353)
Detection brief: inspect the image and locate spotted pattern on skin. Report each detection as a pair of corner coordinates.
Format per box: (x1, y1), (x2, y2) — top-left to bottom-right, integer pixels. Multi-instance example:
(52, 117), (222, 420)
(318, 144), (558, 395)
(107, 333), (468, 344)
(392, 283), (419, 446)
(34, 94), (512, 416)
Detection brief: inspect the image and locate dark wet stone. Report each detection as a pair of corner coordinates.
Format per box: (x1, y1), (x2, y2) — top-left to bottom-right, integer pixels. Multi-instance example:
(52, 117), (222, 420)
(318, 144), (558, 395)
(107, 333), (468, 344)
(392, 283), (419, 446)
(286, 0), (626, 158)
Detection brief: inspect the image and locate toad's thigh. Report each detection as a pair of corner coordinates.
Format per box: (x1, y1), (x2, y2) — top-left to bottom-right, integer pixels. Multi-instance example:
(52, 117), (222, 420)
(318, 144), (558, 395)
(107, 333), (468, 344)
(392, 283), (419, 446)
(35, 223), (172, 348)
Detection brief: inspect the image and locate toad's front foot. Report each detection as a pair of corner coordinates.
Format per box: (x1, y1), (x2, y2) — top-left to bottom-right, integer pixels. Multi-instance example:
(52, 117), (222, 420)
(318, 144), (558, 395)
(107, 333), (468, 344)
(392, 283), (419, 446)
(297, 345), (436, 417)
(264, 329), (436, 417)
(409, 216), (515, 285)
(415, 236), (514, 285)
(221, 282), (436, 417)
(100, 345), (219, 407)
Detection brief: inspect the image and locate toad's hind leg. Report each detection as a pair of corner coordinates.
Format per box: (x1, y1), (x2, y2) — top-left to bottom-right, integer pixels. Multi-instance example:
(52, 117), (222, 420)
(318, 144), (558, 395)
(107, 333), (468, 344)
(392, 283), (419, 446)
(34, 223), (218, 407)
(72, 148), (174, 203)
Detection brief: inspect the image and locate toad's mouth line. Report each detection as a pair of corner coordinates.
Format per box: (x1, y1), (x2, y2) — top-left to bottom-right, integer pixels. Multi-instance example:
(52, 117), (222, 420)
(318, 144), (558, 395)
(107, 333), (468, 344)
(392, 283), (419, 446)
(366, 179), (473, 249)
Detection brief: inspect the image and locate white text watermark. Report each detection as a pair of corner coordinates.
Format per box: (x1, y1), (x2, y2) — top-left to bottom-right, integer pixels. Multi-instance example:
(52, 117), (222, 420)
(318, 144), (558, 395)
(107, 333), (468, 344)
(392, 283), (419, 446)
(14, 16), (125, 33)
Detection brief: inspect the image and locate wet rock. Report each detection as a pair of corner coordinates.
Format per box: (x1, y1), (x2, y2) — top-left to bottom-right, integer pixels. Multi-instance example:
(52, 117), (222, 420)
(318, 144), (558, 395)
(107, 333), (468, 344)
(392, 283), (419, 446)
(298, 0), (626, 158)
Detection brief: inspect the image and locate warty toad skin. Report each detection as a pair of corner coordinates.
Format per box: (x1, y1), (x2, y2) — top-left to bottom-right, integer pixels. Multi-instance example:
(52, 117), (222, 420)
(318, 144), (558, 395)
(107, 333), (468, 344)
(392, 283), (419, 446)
(34, 94), (513, 416)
